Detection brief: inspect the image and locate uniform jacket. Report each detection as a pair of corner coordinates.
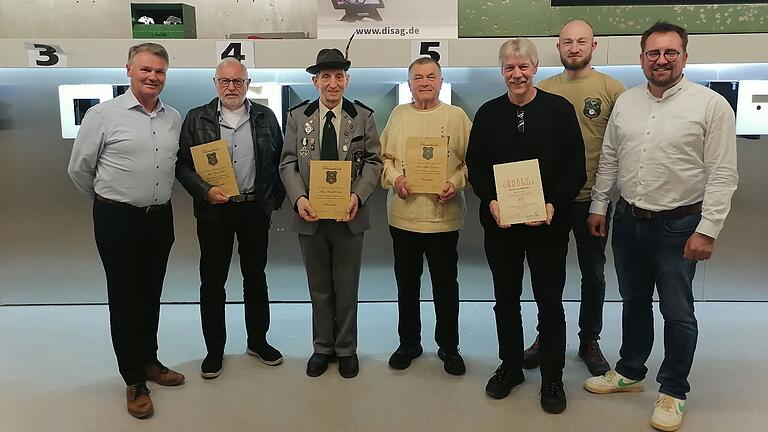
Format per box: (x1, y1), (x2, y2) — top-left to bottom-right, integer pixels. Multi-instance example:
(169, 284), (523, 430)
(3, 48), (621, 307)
(280, 98), (383, 235)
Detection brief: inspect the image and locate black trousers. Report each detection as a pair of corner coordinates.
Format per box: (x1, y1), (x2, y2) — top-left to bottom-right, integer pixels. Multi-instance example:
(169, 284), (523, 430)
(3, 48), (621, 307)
(196, 202), (271, 356)
(93, 199), (174, 386)
(484, 228), (568, 379)
(389, 226), (460, 351)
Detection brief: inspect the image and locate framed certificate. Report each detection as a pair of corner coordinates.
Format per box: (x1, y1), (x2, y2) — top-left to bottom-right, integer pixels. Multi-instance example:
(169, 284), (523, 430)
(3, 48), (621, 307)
(190, 140), (240, 197)
(309, 160), (352, 219)
(493, 159), (547, 225)
(405, 136), (448, 194)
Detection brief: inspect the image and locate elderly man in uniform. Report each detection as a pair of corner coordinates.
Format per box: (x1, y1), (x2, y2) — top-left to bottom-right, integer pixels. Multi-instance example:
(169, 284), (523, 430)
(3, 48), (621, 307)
(280, 48), (382, 378)
(176, 57), (286, 379)
(380, 56), (472, 376)
(68, 43), (184, 419)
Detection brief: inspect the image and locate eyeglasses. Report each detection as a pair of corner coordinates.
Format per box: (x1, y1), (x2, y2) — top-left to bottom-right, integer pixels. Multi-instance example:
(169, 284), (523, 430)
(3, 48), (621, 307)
(214, 78), (249, 88)
(516, 109), (525, 133)
(643, 49), (681, 62)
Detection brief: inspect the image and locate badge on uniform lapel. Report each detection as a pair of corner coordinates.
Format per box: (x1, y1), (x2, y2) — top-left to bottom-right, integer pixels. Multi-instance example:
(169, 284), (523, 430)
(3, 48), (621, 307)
(342, 145), (348, 152)
(304, 122), (313, 135)
(300, 138), (309, 158)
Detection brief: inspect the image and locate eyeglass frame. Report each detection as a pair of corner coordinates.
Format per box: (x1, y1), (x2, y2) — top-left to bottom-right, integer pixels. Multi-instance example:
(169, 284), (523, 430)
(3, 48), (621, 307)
(213, 77), (251, 88)
(642, 49), (682, 63)
(516, 109), (525, 133)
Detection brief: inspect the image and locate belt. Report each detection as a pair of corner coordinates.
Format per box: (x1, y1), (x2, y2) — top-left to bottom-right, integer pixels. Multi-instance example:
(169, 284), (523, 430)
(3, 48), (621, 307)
(229, 193), (258, 203)
(620, 197), (702, 220)
(95, 194), (169, 213)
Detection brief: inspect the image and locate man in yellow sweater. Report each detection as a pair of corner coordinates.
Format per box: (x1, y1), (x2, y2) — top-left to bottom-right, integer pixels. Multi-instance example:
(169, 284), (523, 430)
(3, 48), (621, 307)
(380, 57), (472, 376)
(524, 19), (625, 377)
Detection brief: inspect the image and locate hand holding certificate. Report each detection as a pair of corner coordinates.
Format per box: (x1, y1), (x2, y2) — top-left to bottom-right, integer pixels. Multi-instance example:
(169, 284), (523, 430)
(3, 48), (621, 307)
(190, 140), (240, 197)
(309, 160), (352, 220)
(405, 136), (448, 194)
(493, 159), (547, 225)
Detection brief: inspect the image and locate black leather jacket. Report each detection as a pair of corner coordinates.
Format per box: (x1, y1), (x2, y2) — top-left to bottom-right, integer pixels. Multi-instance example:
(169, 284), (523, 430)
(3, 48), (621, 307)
(176, 98), (285, 221)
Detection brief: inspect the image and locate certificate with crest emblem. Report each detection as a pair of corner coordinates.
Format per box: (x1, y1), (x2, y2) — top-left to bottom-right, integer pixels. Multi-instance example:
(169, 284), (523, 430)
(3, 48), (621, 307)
(309, 160), (352, 219)
(190, 140), (240, 197)
(405, 136), (448, 194)
(493, 159), (547, 225)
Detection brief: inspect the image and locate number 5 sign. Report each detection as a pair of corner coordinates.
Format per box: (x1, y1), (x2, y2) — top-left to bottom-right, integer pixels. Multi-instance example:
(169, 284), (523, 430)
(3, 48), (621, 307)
(26, 43), (68, 67)
(411, 41), (448, 64)
(215, 41), (255, 68)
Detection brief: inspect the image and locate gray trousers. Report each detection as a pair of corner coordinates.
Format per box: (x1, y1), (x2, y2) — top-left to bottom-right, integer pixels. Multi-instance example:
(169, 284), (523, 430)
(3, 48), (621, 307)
(298, 220), (363, 356)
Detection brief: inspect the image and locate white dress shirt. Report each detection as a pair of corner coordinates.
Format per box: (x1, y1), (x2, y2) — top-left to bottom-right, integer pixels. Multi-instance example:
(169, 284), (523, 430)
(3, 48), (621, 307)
(590, 77), (738, 239)
(319, 101), (343, 156)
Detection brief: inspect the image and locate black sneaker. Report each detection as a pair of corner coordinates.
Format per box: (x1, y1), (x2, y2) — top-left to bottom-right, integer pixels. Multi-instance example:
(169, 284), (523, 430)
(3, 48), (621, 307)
(388, 345), (423, 370)
(306, 353), (333, 377)
(201, 355), (223, 379)
(578, 340), (611, 377)
(485, 363), (524, 399)
(437, 348), (466, 376)
(540, 377), (567, 414)
(247, 342), (284, 366)
(522, 336), (540, 369)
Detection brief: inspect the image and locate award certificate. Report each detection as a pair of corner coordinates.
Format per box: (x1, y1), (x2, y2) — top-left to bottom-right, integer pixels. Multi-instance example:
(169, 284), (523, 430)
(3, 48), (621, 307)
(190, 140), (240, 197)
(405, 136), (448, 194)
(493, 159), (547, 225)
(309, 160), (352, 220)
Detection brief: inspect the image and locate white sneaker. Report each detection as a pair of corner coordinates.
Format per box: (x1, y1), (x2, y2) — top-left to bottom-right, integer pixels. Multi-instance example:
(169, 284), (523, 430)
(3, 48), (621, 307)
(651, 394), (686, 431)
(584, 370), (644, 394)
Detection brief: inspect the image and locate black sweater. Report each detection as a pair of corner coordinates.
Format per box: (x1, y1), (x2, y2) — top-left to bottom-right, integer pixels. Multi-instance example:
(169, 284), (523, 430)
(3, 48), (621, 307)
(466, 90), (586, 238)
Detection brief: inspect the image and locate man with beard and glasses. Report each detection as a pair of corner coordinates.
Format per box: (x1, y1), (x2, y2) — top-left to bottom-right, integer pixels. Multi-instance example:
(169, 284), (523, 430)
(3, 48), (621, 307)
(523, 19), (624, 377)
(466, 38), (585, 414)
(583, 22), (737, 432)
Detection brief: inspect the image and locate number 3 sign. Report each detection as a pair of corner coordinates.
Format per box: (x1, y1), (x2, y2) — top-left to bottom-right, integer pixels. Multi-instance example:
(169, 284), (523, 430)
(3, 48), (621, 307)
(26, 43), (68, 67)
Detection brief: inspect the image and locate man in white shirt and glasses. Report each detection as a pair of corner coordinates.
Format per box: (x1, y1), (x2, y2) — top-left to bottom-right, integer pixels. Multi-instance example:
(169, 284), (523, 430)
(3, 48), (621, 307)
(584, 22), (738, 432)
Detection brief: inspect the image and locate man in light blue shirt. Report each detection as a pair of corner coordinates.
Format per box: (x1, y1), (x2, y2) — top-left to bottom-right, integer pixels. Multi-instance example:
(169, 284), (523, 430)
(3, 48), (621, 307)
(67, 42), (184, 420)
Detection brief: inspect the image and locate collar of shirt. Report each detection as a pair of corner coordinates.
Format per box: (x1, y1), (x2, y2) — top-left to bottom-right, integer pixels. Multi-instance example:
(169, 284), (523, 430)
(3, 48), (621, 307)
(319, 100), (343, 125)
(217, 98), (251, 118)
(645, 75), (689, 101)
(124, 88), (166, 114)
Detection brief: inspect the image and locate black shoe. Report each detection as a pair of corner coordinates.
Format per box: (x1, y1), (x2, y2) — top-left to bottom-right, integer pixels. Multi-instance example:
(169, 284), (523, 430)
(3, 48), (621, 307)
(485, 363), (525, 399)
(338, 354), (359, 378)
(437, 348), (466, 376)
(388, 344), (423, 370)
(200, 355), (223, 379)
(540, 377), (567, 414)
(247, 342), (284, 366)
(522, 336), (540, 369)
(306, 353), (333, 377)
(578, 340), (611, 377)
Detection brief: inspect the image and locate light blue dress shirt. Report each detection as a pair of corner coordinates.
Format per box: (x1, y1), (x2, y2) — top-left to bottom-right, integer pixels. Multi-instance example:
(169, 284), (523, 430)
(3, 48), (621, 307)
(218, 99), (256, 194)
(68, 89), (182, 207)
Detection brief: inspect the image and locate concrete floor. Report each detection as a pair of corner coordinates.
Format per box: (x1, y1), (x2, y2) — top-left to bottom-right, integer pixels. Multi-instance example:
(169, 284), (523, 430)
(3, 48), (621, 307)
(0, 301), (766, 432)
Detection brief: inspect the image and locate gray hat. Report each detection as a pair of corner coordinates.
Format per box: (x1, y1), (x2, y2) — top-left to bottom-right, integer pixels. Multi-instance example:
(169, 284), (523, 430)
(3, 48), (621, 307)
(306, 48), (351, 74)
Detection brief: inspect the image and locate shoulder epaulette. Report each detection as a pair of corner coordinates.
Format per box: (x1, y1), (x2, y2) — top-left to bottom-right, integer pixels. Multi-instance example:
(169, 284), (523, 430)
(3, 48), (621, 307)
(353, 99), (374, 113)
(288, 100), (310, 112)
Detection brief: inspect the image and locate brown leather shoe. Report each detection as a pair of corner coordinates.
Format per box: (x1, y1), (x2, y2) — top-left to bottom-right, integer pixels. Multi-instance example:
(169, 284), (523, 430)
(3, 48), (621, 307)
(146, 363), (185, 386)
(126, 383), (153, 419)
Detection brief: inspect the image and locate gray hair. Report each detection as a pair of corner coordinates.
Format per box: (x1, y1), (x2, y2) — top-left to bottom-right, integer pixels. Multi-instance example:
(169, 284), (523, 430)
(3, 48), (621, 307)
(408, 57), (442, 79)
(127, 43), (169, 64)
(215, 57), (249, 78)
(498, 38), (539, 67)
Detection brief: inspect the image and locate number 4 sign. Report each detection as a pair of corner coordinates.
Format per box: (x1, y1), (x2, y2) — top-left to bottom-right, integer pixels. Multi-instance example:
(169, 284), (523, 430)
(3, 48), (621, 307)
(215, 41), (255, 68)
(26, 43), (68, 67)
(411, 41), (447, 64)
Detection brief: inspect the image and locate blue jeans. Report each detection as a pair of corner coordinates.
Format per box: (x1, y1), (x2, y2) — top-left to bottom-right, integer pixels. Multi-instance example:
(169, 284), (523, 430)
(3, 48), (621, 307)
(612, 199), (699, 400)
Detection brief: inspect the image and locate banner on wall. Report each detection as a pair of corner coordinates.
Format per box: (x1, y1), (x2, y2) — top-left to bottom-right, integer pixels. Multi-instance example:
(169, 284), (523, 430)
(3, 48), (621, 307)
(317, 0), (457, 39)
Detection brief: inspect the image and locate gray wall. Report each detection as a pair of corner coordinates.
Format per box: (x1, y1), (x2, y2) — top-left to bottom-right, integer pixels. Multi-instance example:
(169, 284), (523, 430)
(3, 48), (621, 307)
(0, 66), (765, 304)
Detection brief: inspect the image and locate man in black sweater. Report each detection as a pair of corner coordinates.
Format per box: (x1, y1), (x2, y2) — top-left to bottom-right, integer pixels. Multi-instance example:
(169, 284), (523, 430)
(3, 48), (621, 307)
(466, 37), (586, 414)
